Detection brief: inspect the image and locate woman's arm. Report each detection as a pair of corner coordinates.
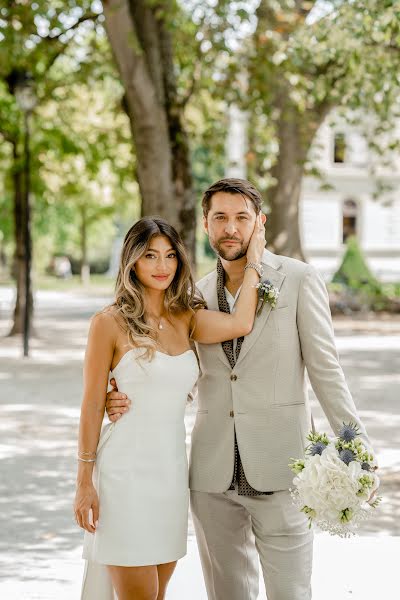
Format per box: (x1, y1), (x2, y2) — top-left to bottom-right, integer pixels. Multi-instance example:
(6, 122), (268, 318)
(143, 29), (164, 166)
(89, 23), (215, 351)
(191, 214), (266, 344)
(74, 312), (115, 533)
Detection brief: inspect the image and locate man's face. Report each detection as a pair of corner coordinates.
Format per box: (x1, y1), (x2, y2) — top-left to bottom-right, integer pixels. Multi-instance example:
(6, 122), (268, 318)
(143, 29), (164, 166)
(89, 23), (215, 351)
(204, 191), (258, 261)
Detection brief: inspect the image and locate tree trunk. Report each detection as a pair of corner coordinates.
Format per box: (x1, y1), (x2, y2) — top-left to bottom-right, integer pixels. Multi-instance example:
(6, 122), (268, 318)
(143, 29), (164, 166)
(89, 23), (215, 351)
(168, 114), (196, 264)
(266, 99), (328, 260)
(254, 0), (326, 261)
(266, 112), (307, 260)
(9, 139), (33, 336)
(102, 0), (196, 263)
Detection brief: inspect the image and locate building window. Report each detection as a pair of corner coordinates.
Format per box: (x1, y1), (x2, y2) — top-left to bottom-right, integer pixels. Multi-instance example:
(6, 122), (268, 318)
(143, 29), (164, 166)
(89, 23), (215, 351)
(333, 132), (346, 164)
(342, 198), (358, 243)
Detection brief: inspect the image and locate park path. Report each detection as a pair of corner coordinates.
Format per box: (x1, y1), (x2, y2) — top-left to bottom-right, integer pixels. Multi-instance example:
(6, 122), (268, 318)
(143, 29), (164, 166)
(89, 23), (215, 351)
(0, 286), (399, 599)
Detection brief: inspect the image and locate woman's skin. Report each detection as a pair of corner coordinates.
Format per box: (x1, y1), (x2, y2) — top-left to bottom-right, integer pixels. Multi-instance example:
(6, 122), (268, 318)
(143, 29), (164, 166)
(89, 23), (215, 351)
(107, 561), (176, 600)
(74, 214), (265, 599)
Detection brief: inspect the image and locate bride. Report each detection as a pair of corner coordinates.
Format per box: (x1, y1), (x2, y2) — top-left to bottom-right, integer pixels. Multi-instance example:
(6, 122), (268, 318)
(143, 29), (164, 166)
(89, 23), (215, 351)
(74, 214), (265, 600)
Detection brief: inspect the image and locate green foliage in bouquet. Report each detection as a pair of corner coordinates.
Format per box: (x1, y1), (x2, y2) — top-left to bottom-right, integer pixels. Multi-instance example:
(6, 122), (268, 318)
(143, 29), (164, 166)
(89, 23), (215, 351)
(289, 422), (381, 537)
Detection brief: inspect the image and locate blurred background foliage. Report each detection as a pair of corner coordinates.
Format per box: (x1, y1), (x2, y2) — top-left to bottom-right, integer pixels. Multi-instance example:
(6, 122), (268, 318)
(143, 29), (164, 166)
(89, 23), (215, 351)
(0, 0), (400, 326)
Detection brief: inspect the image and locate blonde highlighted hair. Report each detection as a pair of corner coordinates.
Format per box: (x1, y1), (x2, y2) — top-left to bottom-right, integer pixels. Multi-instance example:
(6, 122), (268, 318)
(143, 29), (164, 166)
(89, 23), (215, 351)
(110, 216), (205, 359)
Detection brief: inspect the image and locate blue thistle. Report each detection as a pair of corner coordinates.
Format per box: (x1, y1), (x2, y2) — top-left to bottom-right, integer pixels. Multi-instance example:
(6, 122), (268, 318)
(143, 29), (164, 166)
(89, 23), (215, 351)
(339, 449), (356, 465)
(309, 441), (327, 456)
(361, 462), (371, 471)
(338, 422), (359, 443)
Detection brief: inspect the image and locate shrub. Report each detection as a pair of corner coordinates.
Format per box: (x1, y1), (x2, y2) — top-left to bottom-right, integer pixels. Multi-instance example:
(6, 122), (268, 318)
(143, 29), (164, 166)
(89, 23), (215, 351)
(332, 236), (381, 294)
(330, 237), (391, 312)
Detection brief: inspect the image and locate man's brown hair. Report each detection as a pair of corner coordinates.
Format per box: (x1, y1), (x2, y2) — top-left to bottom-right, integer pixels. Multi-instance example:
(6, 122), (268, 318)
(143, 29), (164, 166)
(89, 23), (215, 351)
(202, 178), (263, 217)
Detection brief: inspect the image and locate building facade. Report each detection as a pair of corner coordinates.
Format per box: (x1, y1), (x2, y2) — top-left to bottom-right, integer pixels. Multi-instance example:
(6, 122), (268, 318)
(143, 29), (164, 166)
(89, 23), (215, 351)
(301, 115), (400, 282)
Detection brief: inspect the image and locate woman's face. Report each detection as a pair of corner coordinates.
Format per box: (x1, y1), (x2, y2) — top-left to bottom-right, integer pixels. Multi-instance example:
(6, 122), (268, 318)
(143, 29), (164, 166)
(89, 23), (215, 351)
(134, 235), (178, 291)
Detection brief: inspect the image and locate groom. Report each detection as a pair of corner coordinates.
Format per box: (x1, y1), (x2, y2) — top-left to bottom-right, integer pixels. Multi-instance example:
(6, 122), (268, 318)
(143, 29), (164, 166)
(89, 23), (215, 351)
(106, 178), (372, 600)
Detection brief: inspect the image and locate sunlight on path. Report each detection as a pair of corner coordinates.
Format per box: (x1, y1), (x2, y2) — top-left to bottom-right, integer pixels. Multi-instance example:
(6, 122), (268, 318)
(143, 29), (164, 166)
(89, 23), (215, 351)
(0, 535), (399, 599)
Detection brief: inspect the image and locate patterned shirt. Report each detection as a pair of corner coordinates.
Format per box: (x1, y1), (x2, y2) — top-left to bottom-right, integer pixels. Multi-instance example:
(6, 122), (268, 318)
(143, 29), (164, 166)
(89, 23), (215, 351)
(216, 259), (273, 497)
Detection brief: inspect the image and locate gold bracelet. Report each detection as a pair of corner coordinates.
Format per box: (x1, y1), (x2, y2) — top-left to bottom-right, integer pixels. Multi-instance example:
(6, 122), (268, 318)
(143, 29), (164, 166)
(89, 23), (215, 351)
(77, 456), (96, 463)
(78, 450), (96, 457)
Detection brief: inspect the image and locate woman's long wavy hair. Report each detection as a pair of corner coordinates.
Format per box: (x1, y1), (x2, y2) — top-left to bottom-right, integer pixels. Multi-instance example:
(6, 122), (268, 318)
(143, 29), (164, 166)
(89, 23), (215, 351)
(111, 217), (206, 359)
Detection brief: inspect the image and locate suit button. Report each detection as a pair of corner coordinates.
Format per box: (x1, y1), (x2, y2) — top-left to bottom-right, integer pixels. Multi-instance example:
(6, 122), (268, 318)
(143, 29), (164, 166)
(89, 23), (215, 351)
(230, 374), (237, 381)
(230, 410), (234, 417)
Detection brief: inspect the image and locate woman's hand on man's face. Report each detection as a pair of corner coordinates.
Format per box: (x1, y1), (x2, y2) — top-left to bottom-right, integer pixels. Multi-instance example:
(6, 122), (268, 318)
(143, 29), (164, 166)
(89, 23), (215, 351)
(246, 213), (266, 264)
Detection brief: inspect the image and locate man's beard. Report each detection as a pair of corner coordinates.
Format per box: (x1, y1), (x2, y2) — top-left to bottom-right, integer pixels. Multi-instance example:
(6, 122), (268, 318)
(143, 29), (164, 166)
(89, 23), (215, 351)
(210, 236), (248, 261)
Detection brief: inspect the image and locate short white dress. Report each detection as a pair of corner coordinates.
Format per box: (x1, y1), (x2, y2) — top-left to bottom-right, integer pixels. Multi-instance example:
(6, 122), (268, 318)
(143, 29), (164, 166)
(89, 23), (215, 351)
(80, 347), (199, 599)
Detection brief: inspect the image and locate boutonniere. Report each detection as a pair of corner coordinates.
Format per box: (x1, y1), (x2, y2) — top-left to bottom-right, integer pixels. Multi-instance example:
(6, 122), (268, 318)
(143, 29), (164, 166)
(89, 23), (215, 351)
(255, 280), (280, 315)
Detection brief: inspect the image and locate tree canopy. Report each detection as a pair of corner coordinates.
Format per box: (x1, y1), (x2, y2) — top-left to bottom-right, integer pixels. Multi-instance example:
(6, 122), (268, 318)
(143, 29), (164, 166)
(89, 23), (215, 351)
(1, 0), (399, 273)
(244, 0), (400, 257)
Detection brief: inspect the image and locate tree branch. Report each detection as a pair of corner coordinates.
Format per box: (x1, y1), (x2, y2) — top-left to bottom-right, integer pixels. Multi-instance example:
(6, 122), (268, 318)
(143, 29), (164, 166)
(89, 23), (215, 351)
(0, 126), (15, 144)
(257, 0), (318, 38)
(43, 12), (99, 43)
(42, 12), (100, 73)
(129, 0), (166, 106)
(180, 58), (202, 109)
(44, 44), (72, 72)
(295, 1), (318, 20)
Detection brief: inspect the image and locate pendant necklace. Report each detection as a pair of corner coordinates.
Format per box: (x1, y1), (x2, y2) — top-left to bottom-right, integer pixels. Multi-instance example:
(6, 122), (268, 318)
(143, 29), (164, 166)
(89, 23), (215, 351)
(147, 312), (164, 330)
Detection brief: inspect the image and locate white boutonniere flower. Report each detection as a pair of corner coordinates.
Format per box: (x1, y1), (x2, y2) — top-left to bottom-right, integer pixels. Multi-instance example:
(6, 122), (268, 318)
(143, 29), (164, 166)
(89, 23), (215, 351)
(255, 280), (280, 315)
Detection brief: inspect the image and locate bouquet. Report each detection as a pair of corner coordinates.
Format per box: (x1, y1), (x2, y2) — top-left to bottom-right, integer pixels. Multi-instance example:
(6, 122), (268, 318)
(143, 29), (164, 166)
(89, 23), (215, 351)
(289, 423), (381, 537)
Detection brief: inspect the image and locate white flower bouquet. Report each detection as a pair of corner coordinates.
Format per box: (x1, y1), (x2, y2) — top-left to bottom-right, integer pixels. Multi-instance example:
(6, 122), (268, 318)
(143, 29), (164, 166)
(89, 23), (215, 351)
(289, 423), (381, 537)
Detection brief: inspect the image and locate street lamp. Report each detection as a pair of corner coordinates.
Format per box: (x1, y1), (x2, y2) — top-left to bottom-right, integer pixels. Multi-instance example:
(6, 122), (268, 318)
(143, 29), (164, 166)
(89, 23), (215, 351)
(14, 72), (37, 357)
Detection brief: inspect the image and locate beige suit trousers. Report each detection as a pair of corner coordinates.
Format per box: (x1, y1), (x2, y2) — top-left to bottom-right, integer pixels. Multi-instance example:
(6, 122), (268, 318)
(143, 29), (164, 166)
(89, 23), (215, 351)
(191, 488), (313, 600)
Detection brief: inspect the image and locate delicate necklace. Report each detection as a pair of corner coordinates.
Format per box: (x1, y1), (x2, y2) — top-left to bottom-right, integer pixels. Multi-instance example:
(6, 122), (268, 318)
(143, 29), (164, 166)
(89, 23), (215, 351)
(147, 312), (165, 330)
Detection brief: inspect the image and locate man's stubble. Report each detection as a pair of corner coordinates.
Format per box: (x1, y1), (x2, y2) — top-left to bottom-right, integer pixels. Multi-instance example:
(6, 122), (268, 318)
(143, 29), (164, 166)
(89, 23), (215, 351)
(208, 235), (249, 262)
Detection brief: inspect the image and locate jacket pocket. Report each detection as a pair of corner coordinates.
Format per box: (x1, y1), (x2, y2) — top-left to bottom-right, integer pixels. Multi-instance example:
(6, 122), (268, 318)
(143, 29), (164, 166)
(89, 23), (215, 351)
(271, 401), (305, 407)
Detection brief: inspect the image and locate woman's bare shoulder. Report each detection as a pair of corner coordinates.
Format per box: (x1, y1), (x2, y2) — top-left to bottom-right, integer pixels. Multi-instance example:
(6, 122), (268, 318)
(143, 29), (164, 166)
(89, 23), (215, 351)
(90, 306), (122, 338)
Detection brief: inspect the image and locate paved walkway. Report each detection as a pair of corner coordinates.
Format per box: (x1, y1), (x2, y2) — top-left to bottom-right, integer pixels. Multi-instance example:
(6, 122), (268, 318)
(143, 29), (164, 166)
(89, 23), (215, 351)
(0, 287), (399, 599)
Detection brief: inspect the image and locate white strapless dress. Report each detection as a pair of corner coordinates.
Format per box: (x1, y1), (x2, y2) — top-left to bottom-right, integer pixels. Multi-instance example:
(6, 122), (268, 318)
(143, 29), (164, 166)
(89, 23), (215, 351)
(80, 348), (199, 599)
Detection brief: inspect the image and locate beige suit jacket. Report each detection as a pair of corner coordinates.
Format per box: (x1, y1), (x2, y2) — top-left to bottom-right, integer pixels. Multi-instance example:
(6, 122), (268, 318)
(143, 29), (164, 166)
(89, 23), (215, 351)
(189, 249), (371, 493)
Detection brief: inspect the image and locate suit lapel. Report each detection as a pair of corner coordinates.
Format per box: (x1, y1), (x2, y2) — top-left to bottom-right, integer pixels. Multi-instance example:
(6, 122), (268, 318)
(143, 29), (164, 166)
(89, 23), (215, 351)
(235, 250), (286, 368)
(201, 270), (219, 310)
